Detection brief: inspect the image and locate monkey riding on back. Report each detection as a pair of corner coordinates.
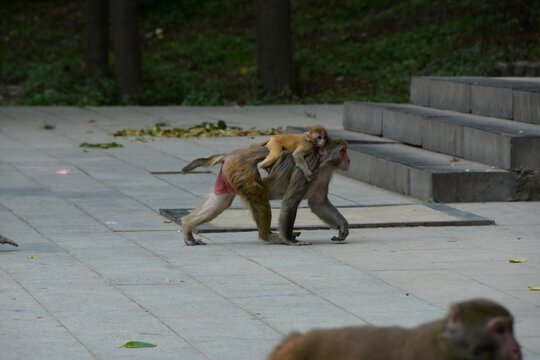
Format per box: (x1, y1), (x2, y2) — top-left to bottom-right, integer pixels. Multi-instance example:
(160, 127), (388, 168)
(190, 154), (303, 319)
(181, 137), (350, 246)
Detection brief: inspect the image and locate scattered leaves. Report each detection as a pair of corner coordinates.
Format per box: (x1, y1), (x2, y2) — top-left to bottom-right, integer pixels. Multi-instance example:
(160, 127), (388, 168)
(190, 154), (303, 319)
(305, 112), (317, 119)
(121, 341), (157, 348)
(80, 142), (124, 149)
(113, 121), (284, 138)
(508, 258), (526, 263)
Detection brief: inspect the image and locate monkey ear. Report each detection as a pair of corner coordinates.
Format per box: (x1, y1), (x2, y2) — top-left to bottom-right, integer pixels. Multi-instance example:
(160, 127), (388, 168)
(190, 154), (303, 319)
(304, 132), (310, 140)
(440, 305), (465, 344)
(446, 305), (463, 331)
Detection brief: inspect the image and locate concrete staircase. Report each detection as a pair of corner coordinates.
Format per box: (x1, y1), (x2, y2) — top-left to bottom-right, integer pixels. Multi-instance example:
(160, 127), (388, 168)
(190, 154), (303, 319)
(303, 77), (540, 202)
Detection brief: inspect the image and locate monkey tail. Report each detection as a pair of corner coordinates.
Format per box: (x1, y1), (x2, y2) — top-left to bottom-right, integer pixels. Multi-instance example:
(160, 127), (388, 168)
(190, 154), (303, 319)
(181, 154), (226, 174)
(259, 137), (271, 146)
(0, 234), (19, 247)
(267, 333), (303, 360)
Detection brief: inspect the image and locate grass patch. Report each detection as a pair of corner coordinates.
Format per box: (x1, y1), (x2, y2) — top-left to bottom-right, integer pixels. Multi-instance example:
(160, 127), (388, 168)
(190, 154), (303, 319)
(0, 0), (537, 106)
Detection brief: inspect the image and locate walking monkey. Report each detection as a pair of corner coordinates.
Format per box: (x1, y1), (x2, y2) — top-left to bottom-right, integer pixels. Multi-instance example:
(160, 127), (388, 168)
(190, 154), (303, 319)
(258, 125), (328, 181)
(181, 138), (350, 246)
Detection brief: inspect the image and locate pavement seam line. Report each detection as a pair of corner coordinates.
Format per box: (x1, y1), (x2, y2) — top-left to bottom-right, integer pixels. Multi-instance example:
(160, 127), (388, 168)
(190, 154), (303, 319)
(0, 264), (100, 360)
(225, 247), (374, 326)
(0, 205), (212, 360)
(118, 234), (286, 336)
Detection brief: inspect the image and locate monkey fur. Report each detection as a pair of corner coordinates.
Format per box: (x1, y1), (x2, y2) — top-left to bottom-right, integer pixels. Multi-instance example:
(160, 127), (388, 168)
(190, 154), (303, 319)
(181, 138), (349, 246)
(258, 124), (328, 181)
(267, 298), (522, 360)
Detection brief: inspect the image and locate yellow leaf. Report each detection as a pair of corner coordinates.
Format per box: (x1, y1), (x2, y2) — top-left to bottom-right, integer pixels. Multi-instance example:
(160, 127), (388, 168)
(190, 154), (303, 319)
(529, 286), (540, 291)
(508, 258), (526, 263)
(27, 256), (34, 259)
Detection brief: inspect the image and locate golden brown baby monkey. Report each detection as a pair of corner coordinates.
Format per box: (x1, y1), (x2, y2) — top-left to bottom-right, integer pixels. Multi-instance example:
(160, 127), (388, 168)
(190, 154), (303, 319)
(258, 124), (328, 181)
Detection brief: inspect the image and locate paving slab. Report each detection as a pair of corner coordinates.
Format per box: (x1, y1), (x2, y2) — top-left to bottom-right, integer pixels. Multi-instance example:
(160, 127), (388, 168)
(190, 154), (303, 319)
(0, 106), (539, 359)
(160, 203), (493, 236)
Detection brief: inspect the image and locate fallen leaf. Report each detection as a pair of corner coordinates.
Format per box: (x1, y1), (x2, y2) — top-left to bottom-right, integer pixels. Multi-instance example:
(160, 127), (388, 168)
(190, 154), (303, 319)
(528, 286), (540, 291)
(121, 341), (157, 348)
(508, 258), (526, 263)
(449, 157), (460, 162)
(80, 142), (123, 149)
(27, 256), (34, 259)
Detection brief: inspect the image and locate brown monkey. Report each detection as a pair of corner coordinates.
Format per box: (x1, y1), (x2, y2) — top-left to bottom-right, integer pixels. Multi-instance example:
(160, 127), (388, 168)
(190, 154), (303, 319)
(0, 234), (18, 247)
(181, 137), (350, 246)
(258, 125), (328, 181)
(267, 298), (522, 360)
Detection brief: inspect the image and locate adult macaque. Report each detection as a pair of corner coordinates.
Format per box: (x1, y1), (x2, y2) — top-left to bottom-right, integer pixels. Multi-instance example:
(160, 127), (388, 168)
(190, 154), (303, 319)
(267, 298), (522, 360)
(0, 234), (18, 247)
(258, 124), (328, 181)
(181, 137), (349, 246)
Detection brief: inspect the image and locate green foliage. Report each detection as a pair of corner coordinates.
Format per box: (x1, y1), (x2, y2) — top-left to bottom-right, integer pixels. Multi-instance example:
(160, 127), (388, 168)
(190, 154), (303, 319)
(0, 0), (538, 105)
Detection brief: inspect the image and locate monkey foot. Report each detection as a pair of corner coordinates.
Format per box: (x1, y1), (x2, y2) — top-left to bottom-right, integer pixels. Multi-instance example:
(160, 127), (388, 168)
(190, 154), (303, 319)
(184, 237), (207, 246)
(331, 236), (346, 242)
(284, 239), (312, 246)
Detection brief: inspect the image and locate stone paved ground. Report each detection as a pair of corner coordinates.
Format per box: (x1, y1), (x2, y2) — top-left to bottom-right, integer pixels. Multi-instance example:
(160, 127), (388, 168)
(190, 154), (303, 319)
(0, 106), (539, 359)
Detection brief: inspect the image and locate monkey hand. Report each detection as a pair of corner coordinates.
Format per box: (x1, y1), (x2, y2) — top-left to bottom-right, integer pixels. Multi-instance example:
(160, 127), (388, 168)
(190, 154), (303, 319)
(184, 234), (207, 246)
(257, 163), (270, 180)
(331, 225), (349, 242)
(303, 170), (314, 182)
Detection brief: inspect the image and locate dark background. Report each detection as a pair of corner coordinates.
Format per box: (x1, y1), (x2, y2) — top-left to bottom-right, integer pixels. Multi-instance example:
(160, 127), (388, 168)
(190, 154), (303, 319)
(0, 0), (538, 106)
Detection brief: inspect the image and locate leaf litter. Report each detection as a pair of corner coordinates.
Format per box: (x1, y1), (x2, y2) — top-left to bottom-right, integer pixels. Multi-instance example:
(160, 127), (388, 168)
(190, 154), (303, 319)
(113, 120), (284, 139)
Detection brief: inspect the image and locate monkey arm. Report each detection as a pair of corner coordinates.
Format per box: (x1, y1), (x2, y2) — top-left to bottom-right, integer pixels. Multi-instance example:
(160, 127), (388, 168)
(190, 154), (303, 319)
(278, 169), (312, 245)
(292, 146), (314, 181)
(308, 196), (349, 241)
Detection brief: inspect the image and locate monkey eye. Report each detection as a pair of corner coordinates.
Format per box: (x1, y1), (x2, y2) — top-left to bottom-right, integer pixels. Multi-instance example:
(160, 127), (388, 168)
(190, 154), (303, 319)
(492, 323), (508, 336)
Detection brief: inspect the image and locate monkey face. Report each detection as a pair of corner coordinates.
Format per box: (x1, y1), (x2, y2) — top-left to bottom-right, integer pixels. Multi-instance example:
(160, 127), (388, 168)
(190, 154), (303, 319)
(315, 133), (327, 148)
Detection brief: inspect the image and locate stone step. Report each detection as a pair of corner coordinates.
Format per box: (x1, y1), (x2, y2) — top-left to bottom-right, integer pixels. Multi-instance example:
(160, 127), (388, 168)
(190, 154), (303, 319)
(343, 102), (540, 171)
(286, 126), (519, 202)
(410, 76), (540, 125)
(347, 142), (517, 203)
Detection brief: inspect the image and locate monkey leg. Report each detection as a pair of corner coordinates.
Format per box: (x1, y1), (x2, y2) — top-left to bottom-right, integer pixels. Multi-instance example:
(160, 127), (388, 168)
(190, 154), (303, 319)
(258, 139), (284, 169)
(182, 190), (235, 246)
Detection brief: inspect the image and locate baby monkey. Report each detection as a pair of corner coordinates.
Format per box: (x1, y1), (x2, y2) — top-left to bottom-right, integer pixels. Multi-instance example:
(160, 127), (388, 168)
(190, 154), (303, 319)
(258, 124), (328, 181)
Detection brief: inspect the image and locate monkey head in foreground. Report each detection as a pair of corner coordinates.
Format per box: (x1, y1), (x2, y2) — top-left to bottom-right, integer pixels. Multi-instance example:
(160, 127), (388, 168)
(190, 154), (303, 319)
(267, 298), (521, 360)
